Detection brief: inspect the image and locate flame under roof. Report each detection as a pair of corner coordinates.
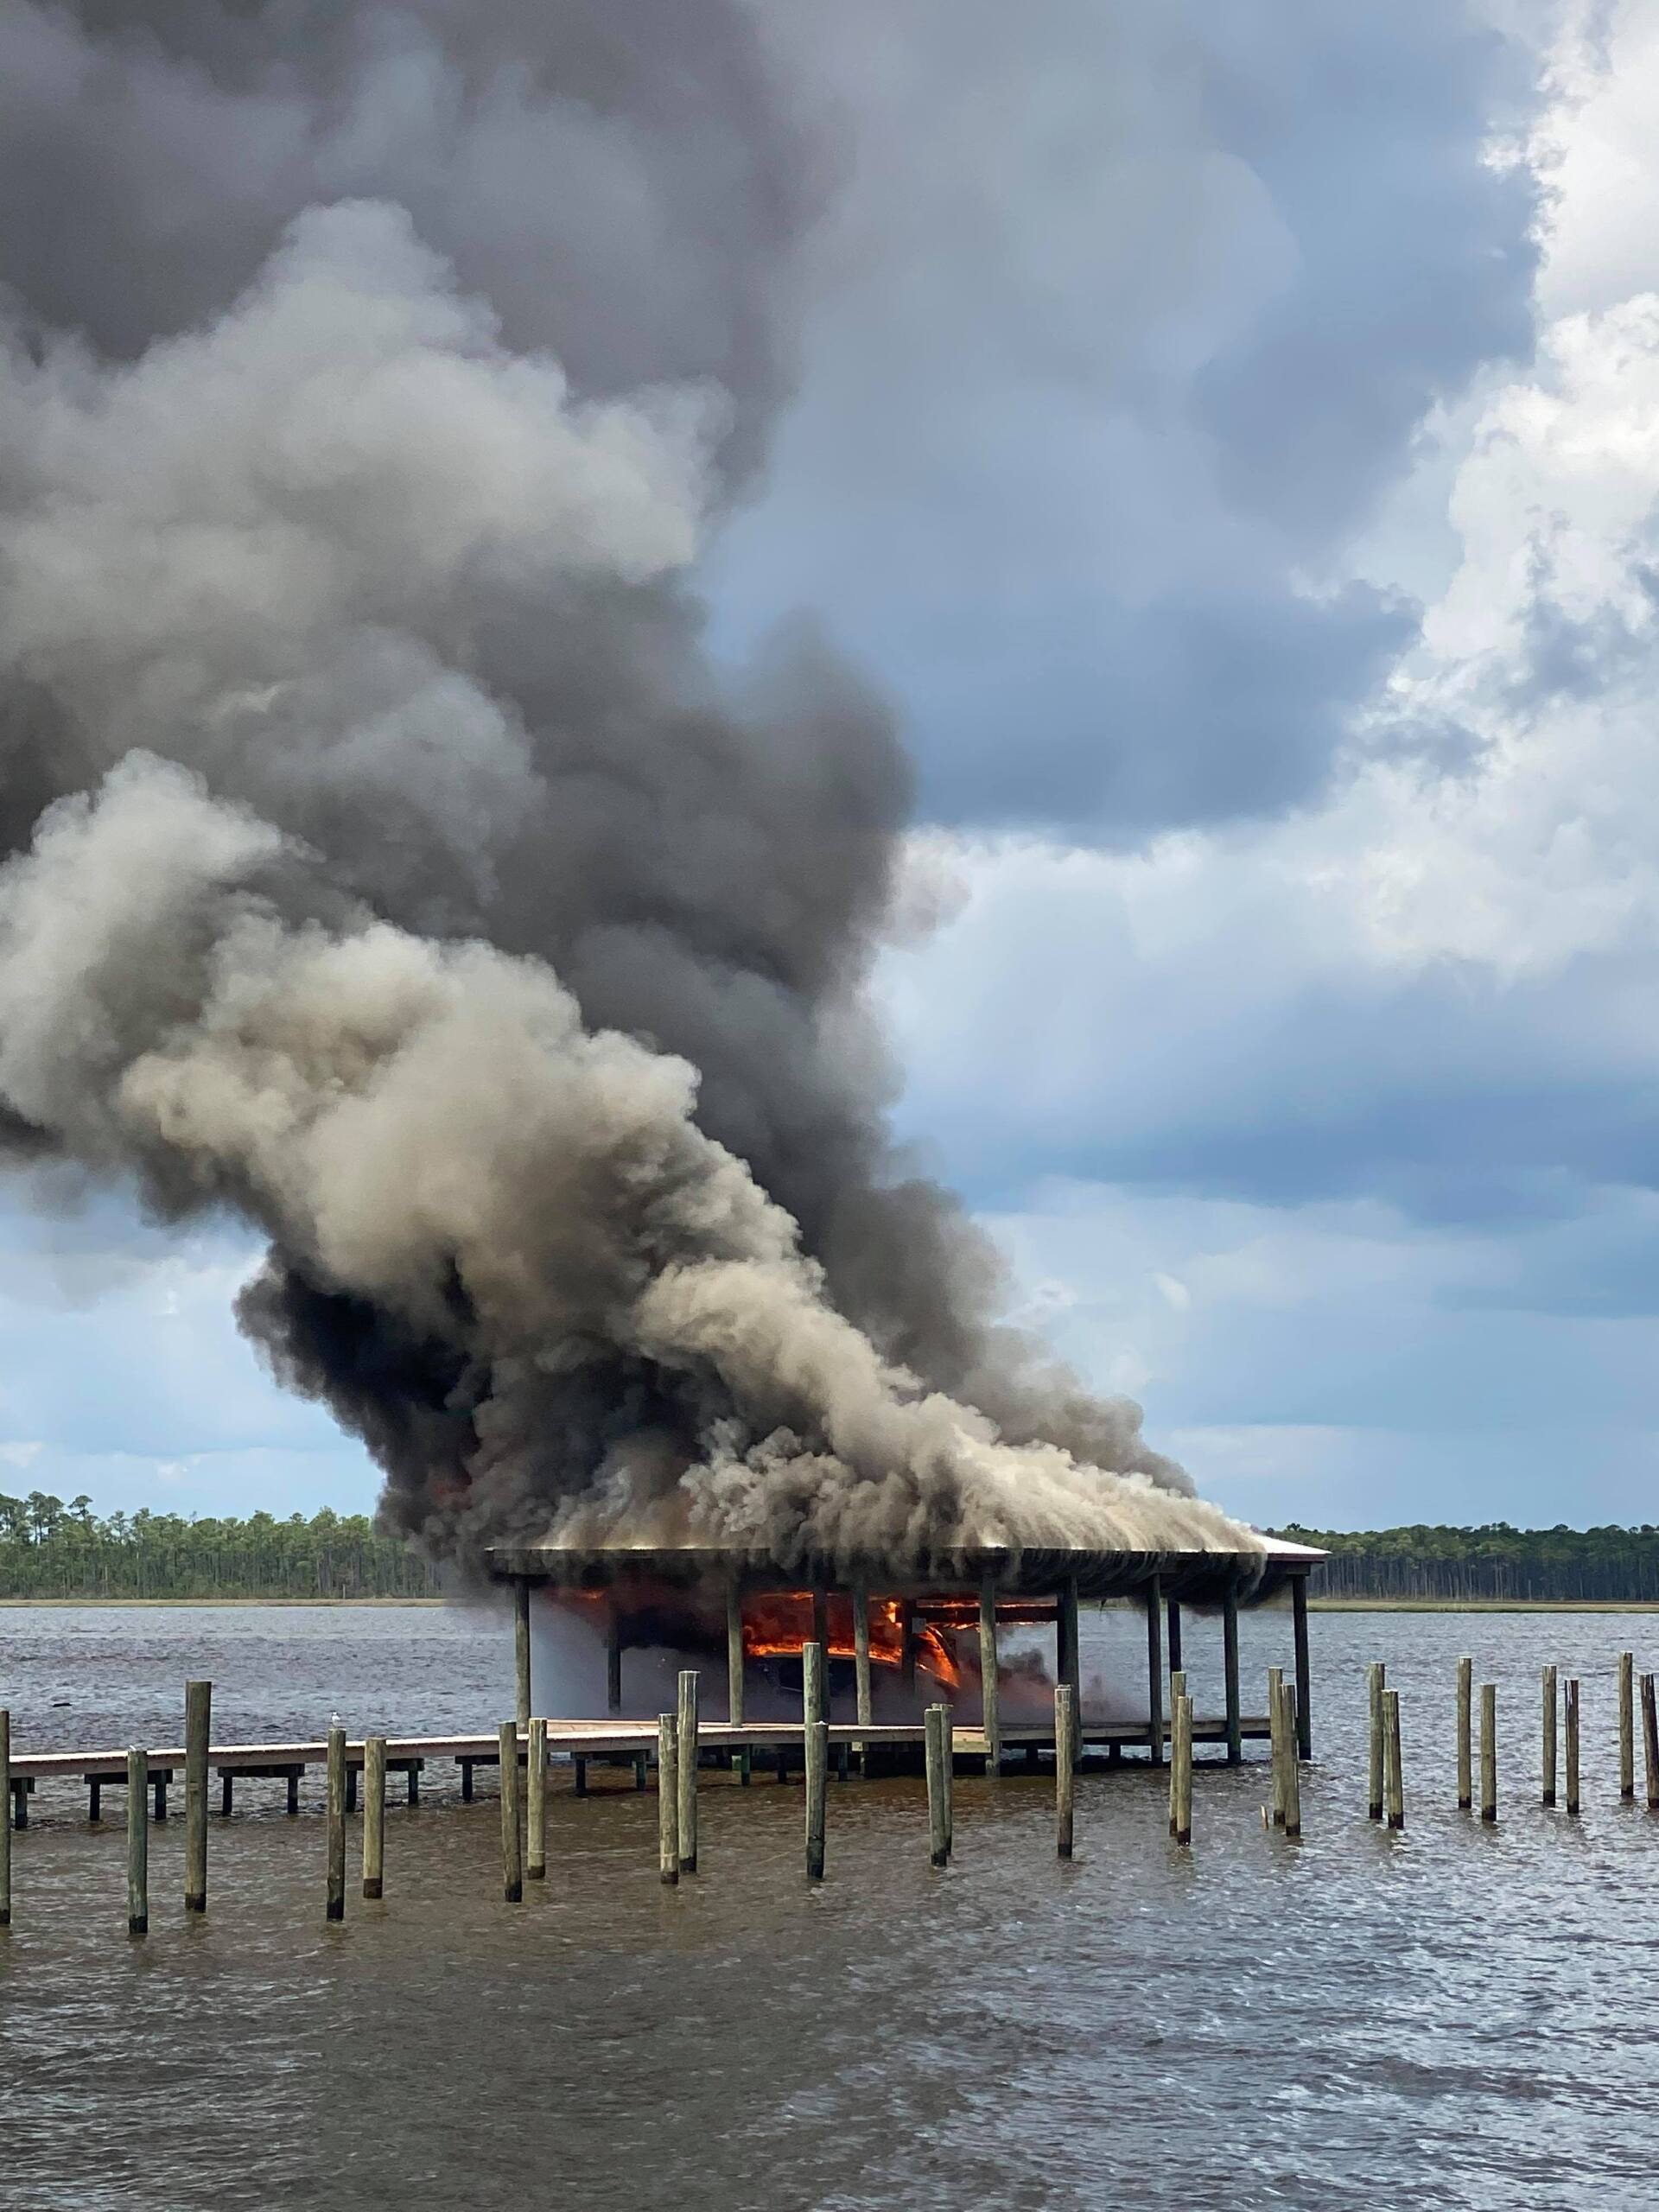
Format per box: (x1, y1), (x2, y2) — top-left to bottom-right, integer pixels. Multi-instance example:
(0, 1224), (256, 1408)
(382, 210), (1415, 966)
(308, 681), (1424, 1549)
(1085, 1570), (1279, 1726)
(485, 1535), (1324, 1607)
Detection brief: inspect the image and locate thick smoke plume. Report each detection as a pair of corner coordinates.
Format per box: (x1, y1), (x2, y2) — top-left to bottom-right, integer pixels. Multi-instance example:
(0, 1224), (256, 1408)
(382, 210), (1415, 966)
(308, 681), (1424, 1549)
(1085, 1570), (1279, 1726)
(0, 2), (1257, 1571)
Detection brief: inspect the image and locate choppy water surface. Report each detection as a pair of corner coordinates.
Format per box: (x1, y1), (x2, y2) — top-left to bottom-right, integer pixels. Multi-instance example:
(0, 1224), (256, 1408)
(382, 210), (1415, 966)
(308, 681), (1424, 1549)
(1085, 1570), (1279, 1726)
(3, 1602), (1658, 2212)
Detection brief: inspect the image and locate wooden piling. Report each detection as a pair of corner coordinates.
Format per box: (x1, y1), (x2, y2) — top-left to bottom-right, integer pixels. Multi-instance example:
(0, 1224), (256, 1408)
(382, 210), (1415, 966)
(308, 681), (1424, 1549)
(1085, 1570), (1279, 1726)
(326, 1722), (346, 1923)
(925, 1704), (950, 1866)
(726, 1584), (745, 1726)
(1619, 1649), (1635, 1800)
(1643, 1674), (1659, 1812)
(1279, 1684), (1301, 1839)
(978, 1576), (1001, 1773)
(1145, 1575), (1164, 1767)
(1055, 1682), (1076, 1859)
(126, 1745), (148, 1936)
(1166, 1597), (1184, 1678)
(184, 1678), (211, 1914)
(1479, 1683), (1497, 1823)
(1223, 1586), (1243, 1766)
(513, 1577), (532, 1729)
(0, 1709), (9, 1929)
(1268, 1664), (1285, 1826)
(658, 1713), (679, 1885)
(805, 1718), (828, 1881)
(853, 1585), (873, 1745)
(1566, 1676), (1581, 1816)
(524, 1718), (546, 1882)
(1057, 1578), (1080, 1764)
(899, 1599), (917, 1695)
(498, 1720), (523, 1904)
(1456, 1656), (1472, 1812)
(1170, 1692), (1193, 1846)
(1541, 1665), (1557, 1809)
(363, 1735), (386, 1899)
(1367, 1662), (1385, 1821)
(677, 1669), (700, 1876)
(1383, 1687), (1404, 1830)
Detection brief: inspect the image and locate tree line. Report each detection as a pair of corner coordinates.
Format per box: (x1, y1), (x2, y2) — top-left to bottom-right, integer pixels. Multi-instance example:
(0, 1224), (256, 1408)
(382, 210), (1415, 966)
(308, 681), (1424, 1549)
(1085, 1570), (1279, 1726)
(1276, 1522), (1659, 1603)
(0, 1493), (439, 1599)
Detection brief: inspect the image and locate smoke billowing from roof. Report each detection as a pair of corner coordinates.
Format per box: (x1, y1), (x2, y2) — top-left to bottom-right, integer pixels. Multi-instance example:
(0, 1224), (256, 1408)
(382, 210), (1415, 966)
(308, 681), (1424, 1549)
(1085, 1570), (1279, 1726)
(0, 3), (1256, 1571)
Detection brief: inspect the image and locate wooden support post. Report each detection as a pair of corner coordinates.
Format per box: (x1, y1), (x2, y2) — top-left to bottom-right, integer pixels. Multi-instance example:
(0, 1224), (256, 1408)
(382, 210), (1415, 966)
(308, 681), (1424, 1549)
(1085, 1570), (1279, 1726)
(1367, 1662), (1386, 1821)
(1566, 1676), (1581, 1815)
(802, 1639), (823, 1817)
(156, 1773), (169, 1821)
(219, 1772), (232, 1820)
(127, 1746), (148, 1937)
(1166, 1595), (1183, 1680)
(1291, 1575), (1313, 1758)
(1055, 1683), (1076, 1859)
(805, 1718), (828, 1881)
(0, 1709), (9, 1929)
(1057, 1579), (1081, 1768)
(1456, 1656), (1472, 1811)
(363, 1735), (386, 1899)
(606, 1608), (623, 1717)
(1383, 1687), (1404, 1830)
(325, 1723), (346, 1923)
(978, 1576), (1001, 1774)
(1479, 1683), (1497, 1822)
(1145, 1574), (1165, 1768)
(657, 1713), (680, 1885)
(1268, 1665), (1285, 1827)
(1619, 1649), (1635, 1800)
(736, 1747), (752, 1788)
(499, 1720), (523, 1904)
(524, 1718), (546, 1881)
(1541, 1665), (1558, 1809)
(1223, 1588), (1242, 1766)
(811, 1592), (830, 1718)
(1643, 1674), (1659, 1813)
(853, 1585), (872, 1750)
(899, 1599), (917, 1694)
(514, 1579), (532, 1730)
(1279, 1684), (1301, 1839)
(677, 1670), (699, 1876)
(726, 1584), (745, 1726)
(1170, 1693), (1193, 1846)
(925, 1703), (951, 1866)
(184, 1679), (210, 1914)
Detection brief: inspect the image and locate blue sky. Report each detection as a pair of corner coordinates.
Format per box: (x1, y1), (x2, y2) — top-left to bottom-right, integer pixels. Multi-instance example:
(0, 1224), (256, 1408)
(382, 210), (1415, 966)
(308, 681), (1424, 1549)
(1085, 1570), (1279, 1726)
(4, 1), (1658, 1533)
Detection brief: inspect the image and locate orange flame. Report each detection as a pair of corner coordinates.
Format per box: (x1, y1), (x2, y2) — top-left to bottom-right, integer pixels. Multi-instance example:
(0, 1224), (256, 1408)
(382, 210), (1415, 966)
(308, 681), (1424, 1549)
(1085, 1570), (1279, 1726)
(741, 1592), (961, 1688)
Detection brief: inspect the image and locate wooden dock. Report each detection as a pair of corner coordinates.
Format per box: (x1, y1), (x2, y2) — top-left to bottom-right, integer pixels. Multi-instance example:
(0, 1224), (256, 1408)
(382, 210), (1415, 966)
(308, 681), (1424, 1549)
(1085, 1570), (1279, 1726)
(6, 1714), (1273, 1825)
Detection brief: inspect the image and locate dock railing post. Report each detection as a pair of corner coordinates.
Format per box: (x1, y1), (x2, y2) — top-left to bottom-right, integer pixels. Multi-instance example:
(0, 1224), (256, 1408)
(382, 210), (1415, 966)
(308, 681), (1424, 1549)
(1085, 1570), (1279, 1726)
(127, 1745), (148, 1936)
(325, 1722), (346, 1923)
(1055, 1683), (1076, 1859)
(852, 1585), (872, 1758)
(1383, 1688), (1405, 1830)
(1566, 1677), (1581, 1816)
(805, 1716), (828, 1881)
(1279, 1684), (1301, 1839)
(514, 1577), (531, 1730)
(499, 1720), (523, 1904)
(1619, 1650), (1635, 1801)
(1367, 1662), (1385, 1821)
(677, 1669), (700, 1876)
(726, 1583), (745, 1726)
(1479, 1683), (1497, 1823)
(657, 1714), (680, 1885)
(1145, 1575), (1165, 1768)
(0, 1709), (10, 1929)
(1643, 1674), (1659, 1812)
(1541, 1665), (1558, 1809)
(363, 1734), (386, 1899)
(184, 1679), (211, 1914)
(1456, 1656), (1472, 1812)
(525, 1718), (546, 1882)
(1268, 1665), (1285, 1827)
(978, 1576), (1001, 1775)
(1223, 1589), (1242, 1766)
(1291, 1576), (1313, 1758)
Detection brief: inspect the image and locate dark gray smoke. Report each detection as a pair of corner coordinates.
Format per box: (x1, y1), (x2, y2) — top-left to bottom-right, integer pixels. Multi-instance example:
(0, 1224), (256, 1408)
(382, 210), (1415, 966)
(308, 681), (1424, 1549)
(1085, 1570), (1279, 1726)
(0, 2), (1254, 1570)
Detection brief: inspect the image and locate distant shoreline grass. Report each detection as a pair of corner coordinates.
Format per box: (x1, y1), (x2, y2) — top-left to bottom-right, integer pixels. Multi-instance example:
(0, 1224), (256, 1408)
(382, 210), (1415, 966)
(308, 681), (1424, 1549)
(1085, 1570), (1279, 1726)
(0, 1595), (448, 1608)
(1308, 1597), (1659, 1613)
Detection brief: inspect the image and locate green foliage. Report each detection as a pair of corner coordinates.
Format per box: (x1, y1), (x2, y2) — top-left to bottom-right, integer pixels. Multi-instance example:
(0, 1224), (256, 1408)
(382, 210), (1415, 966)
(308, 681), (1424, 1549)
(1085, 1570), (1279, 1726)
(1274, 1522), (1659, 1603)
(0, 1492), (439, 1599)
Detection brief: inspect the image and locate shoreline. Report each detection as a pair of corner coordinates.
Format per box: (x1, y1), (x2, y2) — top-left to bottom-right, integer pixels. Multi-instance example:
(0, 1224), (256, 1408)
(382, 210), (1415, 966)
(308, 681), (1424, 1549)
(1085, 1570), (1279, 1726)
(1308, 1596), (1659, 1613)
(0, 1595), (448, 1608)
